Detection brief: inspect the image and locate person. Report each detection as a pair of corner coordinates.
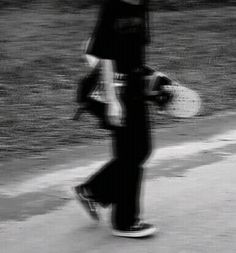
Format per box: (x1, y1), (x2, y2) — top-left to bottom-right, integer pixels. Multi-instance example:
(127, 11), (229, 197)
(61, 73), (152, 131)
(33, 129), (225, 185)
(74, 0), (157, 238)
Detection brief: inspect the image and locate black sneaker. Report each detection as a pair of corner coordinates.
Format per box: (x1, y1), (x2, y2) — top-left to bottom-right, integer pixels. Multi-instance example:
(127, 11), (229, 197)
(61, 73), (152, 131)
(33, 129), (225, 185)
(73, 185), (99, 221)
(112, 222), (157, 238)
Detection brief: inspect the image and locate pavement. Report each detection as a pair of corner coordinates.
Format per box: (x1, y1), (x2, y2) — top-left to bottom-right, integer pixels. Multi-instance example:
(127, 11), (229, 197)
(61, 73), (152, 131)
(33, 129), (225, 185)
(0, 112), (236, 253)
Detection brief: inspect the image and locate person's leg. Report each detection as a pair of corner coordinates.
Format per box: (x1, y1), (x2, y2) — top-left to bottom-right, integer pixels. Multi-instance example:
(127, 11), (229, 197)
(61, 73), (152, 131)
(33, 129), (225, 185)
(74, 76), (152, 232)
(112, 96), (151, 230)
(77, 85), (145, 208)
(77, 124), (126, 207)
(74, 142), (122, 221)
(82, 159), (120, 206)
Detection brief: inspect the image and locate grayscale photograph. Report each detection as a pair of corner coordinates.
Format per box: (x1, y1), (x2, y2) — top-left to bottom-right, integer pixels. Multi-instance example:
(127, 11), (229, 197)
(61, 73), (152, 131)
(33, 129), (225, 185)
(0, 0), (235, 252)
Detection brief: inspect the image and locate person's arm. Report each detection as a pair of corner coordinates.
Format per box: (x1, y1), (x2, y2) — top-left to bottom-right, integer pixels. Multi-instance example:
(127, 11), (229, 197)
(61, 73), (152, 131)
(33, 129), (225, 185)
(102, 59), (124, 127)
(88, 1), (124, 126)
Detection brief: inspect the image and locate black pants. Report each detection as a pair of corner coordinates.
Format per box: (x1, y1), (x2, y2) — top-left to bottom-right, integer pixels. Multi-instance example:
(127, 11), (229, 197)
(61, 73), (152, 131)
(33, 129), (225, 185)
(84, 75), (151, 229)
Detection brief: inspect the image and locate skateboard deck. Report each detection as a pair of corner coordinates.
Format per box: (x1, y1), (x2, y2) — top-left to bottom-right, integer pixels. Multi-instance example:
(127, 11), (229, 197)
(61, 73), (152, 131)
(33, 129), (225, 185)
(74, 52), (202, 123)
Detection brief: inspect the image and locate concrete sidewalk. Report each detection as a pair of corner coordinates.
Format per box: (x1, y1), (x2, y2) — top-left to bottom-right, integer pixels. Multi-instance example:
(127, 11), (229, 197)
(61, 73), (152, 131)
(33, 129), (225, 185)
(1, 112), (236, 253)
(1, 154), (236, 253)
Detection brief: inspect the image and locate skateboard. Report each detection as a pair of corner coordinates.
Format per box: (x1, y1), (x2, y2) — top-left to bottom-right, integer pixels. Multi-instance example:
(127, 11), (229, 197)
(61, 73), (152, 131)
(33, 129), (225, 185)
(73, 54), (201, 124)
(143, 65), (202, 118)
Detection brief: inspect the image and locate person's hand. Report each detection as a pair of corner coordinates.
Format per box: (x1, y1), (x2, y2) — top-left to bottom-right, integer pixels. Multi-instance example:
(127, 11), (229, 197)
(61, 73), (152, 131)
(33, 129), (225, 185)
(106, 100), (125, 127)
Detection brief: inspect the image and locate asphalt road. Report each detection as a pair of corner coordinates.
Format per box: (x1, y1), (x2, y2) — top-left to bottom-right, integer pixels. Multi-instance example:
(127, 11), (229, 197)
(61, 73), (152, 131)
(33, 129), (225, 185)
(1, 112), (236, 253)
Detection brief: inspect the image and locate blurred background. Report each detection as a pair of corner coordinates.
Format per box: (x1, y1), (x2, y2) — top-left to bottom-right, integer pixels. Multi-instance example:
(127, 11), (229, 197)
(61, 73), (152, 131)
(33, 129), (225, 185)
(0, 0), (235, 161)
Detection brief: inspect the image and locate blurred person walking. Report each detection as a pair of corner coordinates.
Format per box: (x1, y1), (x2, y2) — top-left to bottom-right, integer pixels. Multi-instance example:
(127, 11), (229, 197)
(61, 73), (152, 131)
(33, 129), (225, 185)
(74, 0), (157, 238)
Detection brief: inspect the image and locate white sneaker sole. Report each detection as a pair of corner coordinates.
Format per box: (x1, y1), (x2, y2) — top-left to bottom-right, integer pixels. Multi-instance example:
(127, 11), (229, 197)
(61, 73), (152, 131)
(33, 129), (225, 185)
(112, 226), (158, 238)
